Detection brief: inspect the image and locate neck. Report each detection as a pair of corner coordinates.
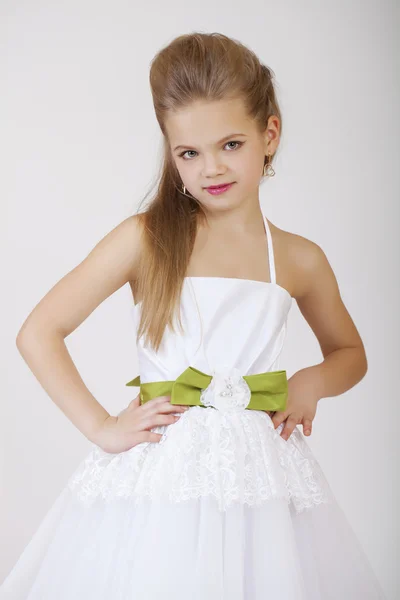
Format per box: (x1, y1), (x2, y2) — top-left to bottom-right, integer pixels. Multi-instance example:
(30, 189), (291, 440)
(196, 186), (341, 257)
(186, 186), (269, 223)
(199, 200), (265, 235)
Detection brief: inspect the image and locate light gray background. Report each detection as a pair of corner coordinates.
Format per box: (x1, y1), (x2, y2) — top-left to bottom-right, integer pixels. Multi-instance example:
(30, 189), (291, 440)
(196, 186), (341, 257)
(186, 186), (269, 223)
(2, 1), (399, 597)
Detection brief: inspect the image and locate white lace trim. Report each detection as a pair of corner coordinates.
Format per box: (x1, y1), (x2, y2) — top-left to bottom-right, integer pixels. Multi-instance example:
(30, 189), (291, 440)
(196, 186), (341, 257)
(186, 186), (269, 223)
(67, 407), (334, 514)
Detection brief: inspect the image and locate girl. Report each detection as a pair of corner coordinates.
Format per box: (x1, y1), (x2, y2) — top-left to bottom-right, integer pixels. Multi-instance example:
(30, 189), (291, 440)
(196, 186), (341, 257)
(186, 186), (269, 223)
(1, 32), (386, 599)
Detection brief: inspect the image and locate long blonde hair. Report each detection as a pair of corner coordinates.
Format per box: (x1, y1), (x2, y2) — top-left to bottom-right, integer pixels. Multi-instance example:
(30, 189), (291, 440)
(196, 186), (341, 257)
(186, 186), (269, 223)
(134, 32), (283, 352)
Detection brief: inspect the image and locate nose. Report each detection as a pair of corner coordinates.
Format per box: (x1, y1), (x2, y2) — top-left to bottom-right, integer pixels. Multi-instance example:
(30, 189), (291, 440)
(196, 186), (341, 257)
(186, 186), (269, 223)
(201, 153), (227, 179)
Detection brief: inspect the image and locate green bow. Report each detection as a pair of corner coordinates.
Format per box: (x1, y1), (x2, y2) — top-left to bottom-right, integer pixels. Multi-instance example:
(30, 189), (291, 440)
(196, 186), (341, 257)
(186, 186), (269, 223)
(126, 366), (288, 412)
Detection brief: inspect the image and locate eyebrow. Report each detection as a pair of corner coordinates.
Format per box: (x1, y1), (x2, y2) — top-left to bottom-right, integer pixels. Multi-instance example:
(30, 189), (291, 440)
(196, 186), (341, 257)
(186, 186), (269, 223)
(173, 132), (247, 152)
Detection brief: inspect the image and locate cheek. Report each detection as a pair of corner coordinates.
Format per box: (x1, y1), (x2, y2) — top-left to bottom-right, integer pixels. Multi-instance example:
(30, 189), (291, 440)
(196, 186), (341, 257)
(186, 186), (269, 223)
(237, 154), (264, 183)
(176, 161), (194, 182)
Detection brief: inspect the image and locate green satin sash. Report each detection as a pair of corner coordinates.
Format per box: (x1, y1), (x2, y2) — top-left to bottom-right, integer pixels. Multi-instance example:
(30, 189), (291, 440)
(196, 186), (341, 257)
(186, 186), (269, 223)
(125, 366), (288, 412)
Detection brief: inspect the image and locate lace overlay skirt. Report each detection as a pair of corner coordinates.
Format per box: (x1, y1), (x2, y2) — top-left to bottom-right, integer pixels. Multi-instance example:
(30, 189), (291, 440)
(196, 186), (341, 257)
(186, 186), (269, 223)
(0, 407), (386, 599)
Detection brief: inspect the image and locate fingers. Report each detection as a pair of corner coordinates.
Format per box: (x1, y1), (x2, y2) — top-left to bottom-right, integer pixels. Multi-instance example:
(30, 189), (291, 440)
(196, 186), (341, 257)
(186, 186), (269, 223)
(127, 394), (141, 409)
(302, 418), (313, 436)
(140, 413), (183, 430)
(271, 411), (286, 429)
(120, 395), (190, 444)
(140, 395), (188, 415)
(134, 431), (163, 444)
(280, 416), (300, 441)
(157, 402), (189, 415)
(272, 411), (314, 441)
(139, 396), (190, 430)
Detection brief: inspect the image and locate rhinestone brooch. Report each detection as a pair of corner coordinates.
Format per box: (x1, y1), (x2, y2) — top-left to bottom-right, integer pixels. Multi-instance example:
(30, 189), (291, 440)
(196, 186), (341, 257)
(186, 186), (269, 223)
(199, 366), (251, 413)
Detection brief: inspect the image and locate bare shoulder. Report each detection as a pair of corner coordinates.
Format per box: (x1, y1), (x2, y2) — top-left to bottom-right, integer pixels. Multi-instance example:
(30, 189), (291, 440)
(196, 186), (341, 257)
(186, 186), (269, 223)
(17, 213), (146, 340)
(269, 220), (365, 356)
(268, 221), (332, 300)
(81, 212), (146, 286)
(105, 212), (145, 278)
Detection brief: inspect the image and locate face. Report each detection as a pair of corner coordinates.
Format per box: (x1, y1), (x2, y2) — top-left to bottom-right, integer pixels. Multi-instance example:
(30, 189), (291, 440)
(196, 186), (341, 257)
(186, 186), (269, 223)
(164, 96), (280, 214)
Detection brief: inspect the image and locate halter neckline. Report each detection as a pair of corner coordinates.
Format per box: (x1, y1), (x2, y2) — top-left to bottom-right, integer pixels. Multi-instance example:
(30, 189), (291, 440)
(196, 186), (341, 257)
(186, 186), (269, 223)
(263, 214), (276, 285)
(188, 210), (276, 285)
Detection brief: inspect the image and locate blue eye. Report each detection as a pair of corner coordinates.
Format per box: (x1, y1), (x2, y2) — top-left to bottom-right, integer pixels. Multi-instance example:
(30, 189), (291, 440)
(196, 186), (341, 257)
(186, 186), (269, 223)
(179, 140), (244, 160)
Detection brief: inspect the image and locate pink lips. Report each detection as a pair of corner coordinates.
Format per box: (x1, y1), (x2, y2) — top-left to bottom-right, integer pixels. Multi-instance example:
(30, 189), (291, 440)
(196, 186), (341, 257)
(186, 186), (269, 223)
(205, 183), (234, 195)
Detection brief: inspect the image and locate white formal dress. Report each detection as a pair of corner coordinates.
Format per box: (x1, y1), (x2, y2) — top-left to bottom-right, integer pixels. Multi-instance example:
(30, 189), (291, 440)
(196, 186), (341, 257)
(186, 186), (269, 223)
(0, 214), (386, 599)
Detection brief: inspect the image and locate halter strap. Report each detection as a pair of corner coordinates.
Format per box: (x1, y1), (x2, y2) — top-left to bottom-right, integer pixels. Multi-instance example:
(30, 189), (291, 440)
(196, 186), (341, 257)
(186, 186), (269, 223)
(263, 215), (276, 284)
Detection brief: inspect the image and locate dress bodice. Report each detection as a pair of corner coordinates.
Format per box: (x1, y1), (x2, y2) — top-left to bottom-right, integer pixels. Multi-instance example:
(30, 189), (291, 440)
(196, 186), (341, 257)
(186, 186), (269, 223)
(130, 213), (293, 384)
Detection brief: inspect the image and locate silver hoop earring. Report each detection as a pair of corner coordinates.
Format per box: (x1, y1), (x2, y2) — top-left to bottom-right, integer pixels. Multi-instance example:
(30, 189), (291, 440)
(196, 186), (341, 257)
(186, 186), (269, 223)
(181, 183), (195, 198)
(179, 182), (199, 205)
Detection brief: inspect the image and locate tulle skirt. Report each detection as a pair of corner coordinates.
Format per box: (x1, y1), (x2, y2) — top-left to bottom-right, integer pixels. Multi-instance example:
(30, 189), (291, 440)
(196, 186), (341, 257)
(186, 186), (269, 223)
(0, 406), (386, 599)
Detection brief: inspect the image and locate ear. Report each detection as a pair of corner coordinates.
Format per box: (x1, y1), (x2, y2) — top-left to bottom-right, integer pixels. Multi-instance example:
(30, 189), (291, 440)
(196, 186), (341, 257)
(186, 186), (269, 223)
(263, 132), (271, 155)
(264, 115), (281, 155)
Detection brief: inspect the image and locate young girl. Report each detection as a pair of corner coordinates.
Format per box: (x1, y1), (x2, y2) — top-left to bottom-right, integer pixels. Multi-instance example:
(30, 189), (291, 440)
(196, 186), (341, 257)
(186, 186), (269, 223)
(1, 32), (386, 599)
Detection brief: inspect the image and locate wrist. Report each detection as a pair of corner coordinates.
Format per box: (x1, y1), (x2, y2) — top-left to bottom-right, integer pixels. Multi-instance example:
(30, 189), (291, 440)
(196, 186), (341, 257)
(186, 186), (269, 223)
(295, 365), (324, 402)
(86, 411), (113, 445)
(308, 364), (325, 401)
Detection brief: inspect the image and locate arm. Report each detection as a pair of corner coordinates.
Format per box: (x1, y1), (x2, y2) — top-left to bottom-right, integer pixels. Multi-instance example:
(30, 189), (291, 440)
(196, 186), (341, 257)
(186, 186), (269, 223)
(294, 238), (368, 399)
(272, 234), (367, 440)
(16, 215), (143, 444)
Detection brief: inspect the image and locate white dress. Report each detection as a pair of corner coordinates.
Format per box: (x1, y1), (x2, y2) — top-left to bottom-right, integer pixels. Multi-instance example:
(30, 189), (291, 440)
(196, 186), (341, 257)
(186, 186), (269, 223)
(0, 215), (386, 599)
